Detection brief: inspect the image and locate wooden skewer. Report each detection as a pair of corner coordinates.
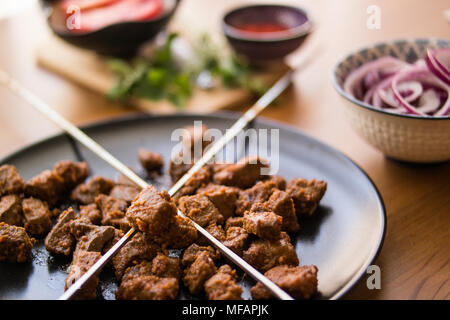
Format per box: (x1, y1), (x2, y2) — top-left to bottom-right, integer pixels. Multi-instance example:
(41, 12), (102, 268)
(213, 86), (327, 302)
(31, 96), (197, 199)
(0, 69), (295, 300)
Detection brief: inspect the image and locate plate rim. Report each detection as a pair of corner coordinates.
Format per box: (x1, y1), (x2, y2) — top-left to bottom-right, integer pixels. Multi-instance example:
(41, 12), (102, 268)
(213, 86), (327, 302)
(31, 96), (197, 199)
(0, 111), (386, 300)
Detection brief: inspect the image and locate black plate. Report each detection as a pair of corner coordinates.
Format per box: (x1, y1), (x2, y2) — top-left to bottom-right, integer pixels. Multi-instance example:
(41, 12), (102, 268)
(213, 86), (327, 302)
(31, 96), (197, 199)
(0, 112), (385, 300)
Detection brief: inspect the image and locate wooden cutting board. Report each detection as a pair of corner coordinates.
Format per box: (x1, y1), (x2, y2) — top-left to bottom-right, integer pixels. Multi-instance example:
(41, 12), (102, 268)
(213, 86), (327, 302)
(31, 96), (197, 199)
(35, 35), (288, 114)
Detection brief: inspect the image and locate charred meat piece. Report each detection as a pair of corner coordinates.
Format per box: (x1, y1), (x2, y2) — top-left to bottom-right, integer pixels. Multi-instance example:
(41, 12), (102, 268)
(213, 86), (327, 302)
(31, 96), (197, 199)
(0, 194), (23, 226)
(53, 160), (89, 191)
(182, 243), (220, 267)
(197, 223), (226, 246)
(196, 184), (239, 220)
(205, 265), (243, 300)
(212, 157), (268, 189)
(243, 210), (282, 240)
(235, 180), (279, 216)
(65, 250), (102, 300)
(25, 170), (64, 206)
(0, 222), (35, 262)
(22, 197), (52, 236)
(286, 178), (327, 216)
(95, 194), (130, 231)
(71, 176), (115, 205)
(151, 253), (182, 280)
(112, 232), (161, 280)
(126, 186), (177, 234)
(116, 275), (179, 300)
(45, 207), (77, 256)
(183, 251), (217, 295)
(222, 226), (249, 256)
(266, 190), (300, 232)
(251, 265), (318, 299)
(0, 165), (24, 196)
(243, 232), (299, 272)
(178, 194), (224, 227)
(138, 148), (163, 175)
(109, 185), (140, 204)
(79, 203), (102, 225)
(225, 216), (244, 230)
(172, 166), (212, 203)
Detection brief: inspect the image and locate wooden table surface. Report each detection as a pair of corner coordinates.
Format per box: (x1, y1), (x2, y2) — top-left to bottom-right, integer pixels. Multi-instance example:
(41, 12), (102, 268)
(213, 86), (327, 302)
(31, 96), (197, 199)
(0, 0), (448, 300)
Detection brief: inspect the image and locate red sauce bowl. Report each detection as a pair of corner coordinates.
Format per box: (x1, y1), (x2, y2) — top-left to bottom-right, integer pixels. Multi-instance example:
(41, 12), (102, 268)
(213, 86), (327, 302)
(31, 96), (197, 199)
(222, 4), (312, 61)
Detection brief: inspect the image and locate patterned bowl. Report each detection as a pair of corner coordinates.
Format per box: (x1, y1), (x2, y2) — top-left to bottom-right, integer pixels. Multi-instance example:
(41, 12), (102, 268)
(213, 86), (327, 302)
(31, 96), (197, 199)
(332, 38), (450, 163)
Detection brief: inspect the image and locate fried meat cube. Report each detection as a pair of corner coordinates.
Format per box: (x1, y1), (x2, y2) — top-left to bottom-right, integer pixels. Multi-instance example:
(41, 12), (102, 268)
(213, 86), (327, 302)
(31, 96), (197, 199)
(196, 223), (226, 246)
(222, 226), (249, 256)
(95, 194), (130, 231)
(24, 170), (64, 206)
(152, 215), (198, 249)
(266, 190), (300, 232)
(22, 197), (52, 236)
(225, 216), (244, 230)
(169, 159), (193, 184)
(196, 183), (239, 220)
(109, 185), (140, 204)
(138, 148), (163, 175)
(0, 194), (23, 226)
(235, 180), (279, 216)
(250, 265), (318, 300)
(126, 186), (177, 234)
(45, 207), (77, 256)
(178, 194), (224, 227)
(112, 232), (161, 280)
(53, 160), (89, 191)
(182, 243), (220, 267)
(121, 260), (153, 282)
(79, 203), (102, 225)
(183, 251), (217, 295)
(243, 210), (282, 240)
(116, 275), (179, 300)
(212, 156), (268, 189)
(0, 165), (24, 196)
(242, 232), (299, 272)
(286, 178), (327, 216)
(70, 176), (115, 204)
(172, 166), (212, 203)
(205, 265), (243, 300)
(151, 253), (182, 279)
(0, 222), (35, 262)
(265, 175), (287, 190)
(65, 250), (102, 300)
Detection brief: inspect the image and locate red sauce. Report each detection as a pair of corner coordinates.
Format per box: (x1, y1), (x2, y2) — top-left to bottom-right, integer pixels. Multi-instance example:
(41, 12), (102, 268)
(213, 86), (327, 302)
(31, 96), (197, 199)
(234, 22), (289, 33)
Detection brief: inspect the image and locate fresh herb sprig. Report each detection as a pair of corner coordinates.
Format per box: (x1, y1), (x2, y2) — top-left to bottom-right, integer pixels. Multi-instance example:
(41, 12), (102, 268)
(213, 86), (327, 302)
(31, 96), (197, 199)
(106, 33), (265, 107)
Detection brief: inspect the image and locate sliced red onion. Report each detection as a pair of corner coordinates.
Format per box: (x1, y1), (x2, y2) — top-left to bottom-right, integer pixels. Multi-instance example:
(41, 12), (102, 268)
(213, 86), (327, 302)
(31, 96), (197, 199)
(431, 48), (450, 76)
(426, 49), (450, 85)
(391, 66), (450, 116)
(343, 56), (408, 100)
(416, 89), (441, 113)
(378, 81), (422, 108)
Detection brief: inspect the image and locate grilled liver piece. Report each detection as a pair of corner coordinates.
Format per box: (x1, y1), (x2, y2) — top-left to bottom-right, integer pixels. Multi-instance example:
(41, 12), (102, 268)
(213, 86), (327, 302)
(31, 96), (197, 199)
(205, 265), (243, 300)
(183, 251), (217, 295)
(138, 148), (163, 174)
(286, 178), (327, 216)
(243, 232), (299, 272)
(116, 275), (179, 300)
(95, 194), (130, 231)
(109, 185), (140, 204)
(45, 207), (77, 255)
(53, 160), (89, 191)
(251, 265), (318, 299)
(243, 210), (282, 240)
(0, 222), (35, 262)
(0, 165), (24, 196)
(79, 203), (102, 225)
(212, 156), (268, 189)
(197, 183), (239, 220)
(0, 194), (23, 226)
(22, 197), (52, 236)
(71, 176), (115, 204)
(178, 194), (224, 227)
